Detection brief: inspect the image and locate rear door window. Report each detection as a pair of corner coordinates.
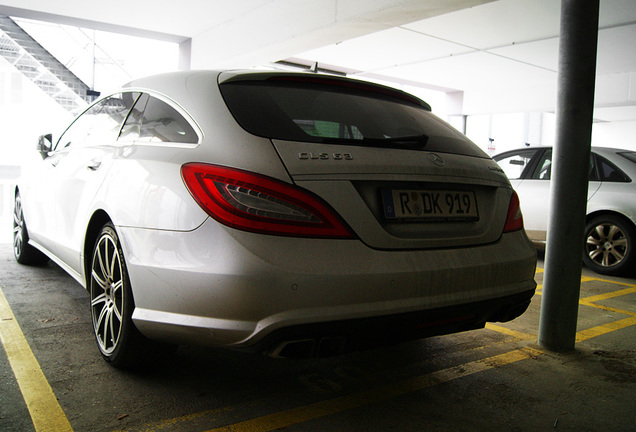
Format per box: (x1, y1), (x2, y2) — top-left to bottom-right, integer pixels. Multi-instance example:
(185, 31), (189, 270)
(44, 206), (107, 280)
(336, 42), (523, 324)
(56, 92), (138, 151)
(494, 149), (539, 180)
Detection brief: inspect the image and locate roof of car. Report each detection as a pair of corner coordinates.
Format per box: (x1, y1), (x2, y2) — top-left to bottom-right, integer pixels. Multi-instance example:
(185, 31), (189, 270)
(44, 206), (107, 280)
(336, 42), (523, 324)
(123, 69), (432, 110)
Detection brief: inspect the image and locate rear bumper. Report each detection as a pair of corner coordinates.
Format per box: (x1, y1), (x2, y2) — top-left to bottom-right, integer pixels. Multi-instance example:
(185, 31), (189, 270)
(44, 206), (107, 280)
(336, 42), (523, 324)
(243, 288), (535, 358)
(119, 219), (537, 351)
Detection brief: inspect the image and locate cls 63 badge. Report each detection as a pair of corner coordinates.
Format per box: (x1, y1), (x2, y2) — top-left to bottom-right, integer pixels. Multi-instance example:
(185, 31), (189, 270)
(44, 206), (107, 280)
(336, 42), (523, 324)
(298, 152), (354, 160)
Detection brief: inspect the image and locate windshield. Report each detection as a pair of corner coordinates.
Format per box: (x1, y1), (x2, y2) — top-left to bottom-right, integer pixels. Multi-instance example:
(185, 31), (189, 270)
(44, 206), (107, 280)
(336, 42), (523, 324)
(219, 78), (487, 158)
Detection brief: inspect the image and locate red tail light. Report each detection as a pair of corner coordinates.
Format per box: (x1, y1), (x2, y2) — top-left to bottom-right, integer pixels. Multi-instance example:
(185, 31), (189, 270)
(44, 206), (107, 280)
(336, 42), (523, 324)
(503, 190), (524, 233)
(181, 163), (354, 238)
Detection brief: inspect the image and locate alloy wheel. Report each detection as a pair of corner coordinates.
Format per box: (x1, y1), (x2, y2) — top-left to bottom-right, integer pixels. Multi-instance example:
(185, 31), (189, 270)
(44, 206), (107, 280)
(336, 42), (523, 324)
(90, 231), (125, 356)
(12, 195), (24, 259)
(585, 222), (628, 269)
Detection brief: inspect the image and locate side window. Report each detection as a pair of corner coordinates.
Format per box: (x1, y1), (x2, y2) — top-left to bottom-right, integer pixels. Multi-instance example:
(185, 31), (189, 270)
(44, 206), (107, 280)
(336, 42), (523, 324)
(494, 149), (538, 180)
(84, 93), (140, 147)
(136, 96), (198, 144)
(531, 150), (552, 180)
(55, 92), (139, 151)
(55, 103), (103, 151)
(595, 154), (630, 182)
(531, 151), (601, 181)
(119, 94), (149, 142)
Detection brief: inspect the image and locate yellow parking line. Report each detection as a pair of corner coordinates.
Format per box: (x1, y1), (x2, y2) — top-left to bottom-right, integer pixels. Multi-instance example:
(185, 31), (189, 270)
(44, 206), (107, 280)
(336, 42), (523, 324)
(575, 316), (636, 343)
(485, 323), (534, 340)
(580, 286), (636, 304)
(205, 348), (540, 432)
(0, 287), (73, 432)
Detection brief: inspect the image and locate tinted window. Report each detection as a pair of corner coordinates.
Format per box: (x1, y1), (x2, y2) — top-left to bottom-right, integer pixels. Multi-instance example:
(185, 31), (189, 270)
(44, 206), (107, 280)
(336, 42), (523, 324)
(55, 93), (138, 151)
(531, 151), (552, 180)
(595, 155), (630, 182)
(526, 150), (623, 182)
(119, 95), (198, 144)
(220, 79), (487, 158)
(118, 93), (148, 142)
(494, 149), (538, 180)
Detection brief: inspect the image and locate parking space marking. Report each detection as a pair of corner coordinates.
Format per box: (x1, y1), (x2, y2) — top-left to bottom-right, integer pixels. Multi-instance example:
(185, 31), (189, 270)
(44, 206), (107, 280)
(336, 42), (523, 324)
(204, 347), (542, 432)
(580, 286), (636, 306)
(575, 316), (636, 343)
(490, 273), (636, 345)
(0, 287), (73, 432)
(484, 323), (534, 340)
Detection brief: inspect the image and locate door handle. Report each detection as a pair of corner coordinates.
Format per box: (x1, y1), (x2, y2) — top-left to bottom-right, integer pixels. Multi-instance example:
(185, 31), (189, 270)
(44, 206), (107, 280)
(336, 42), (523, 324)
(87, 160), (102, 171)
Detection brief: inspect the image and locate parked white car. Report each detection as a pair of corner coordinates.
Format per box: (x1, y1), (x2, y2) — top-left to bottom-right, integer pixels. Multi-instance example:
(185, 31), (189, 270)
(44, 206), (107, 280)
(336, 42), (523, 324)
(493, 146), (636, 276)
(14, 70), (537, 368)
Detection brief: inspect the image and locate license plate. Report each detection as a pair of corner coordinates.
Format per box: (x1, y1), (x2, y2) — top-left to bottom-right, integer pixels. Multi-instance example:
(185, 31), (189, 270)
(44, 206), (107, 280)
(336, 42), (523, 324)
(382, 189), (479, 221)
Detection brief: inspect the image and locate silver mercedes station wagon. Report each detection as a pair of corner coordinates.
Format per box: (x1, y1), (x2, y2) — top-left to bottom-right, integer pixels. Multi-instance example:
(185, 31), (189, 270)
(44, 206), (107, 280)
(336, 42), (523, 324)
(14, 71), (537, 368)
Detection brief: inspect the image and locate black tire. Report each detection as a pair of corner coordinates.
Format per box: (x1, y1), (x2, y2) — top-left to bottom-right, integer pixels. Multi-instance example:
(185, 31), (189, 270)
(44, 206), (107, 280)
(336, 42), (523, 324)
(583, 214), (636, 276)
(13, 192), (49, 265)
(89, 223), (166, 368)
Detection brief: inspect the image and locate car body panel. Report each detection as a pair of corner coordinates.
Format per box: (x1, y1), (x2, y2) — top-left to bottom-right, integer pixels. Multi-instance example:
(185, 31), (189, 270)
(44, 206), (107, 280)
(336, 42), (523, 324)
(510, 178), (602, 241)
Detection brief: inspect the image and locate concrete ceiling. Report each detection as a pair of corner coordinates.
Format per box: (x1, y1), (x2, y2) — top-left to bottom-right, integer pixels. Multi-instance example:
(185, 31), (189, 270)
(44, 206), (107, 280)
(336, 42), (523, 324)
(1, 0), (635, 123)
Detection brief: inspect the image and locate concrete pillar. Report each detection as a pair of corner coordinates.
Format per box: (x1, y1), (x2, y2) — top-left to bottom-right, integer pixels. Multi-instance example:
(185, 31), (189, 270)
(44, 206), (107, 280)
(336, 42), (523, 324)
(538, 0), (599, 352)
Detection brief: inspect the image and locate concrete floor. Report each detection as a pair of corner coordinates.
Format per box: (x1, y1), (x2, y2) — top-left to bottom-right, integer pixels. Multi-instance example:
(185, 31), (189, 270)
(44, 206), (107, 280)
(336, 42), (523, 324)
(0, 243), (634, 432)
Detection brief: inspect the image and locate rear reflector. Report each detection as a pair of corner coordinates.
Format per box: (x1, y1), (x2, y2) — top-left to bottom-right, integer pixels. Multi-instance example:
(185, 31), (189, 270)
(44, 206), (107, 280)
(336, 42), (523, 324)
(503, 190), (524, 233)
(181, 163), (354, 238)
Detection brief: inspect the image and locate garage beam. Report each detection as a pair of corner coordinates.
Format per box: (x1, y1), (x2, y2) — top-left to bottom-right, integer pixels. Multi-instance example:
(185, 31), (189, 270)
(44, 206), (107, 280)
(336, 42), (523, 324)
(538, 0), (599, 352)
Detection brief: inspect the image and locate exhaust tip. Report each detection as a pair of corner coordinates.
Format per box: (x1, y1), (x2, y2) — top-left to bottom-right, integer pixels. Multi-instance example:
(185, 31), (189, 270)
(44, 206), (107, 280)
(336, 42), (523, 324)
(268, 339), (315, 358)
(268, 337), (348, 359)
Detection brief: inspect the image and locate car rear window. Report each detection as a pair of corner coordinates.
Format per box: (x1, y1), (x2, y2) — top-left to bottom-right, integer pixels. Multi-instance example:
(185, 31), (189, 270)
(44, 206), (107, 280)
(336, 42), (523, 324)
(594, 154), (630, 182)
(219, 77), (487, 158)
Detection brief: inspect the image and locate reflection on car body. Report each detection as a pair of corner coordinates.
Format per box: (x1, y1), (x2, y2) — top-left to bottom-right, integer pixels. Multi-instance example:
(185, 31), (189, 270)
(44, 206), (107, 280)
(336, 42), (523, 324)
(14, 71), (537, 368)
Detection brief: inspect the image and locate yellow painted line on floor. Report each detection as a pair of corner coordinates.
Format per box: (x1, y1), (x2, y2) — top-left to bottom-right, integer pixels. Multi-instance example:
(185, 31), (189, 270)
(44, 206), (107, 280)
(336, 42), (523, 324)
(205, 347), (541, 432)
(0, 287), (73, 432)
(575, 316), (636, 343)
(485, 323), (534, 340)
(583, 277), (636, 288)
(580, 286), (636, 304)
(580, 301), (636, 317)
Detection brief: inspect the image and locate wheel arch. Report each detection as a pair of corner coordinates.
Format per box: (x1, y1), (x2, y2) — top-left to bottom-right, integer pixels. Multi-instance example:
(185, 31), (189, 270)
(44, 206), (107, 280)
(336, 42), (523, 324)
(586, 209), (636, 230)
(83, 210), (112, 288)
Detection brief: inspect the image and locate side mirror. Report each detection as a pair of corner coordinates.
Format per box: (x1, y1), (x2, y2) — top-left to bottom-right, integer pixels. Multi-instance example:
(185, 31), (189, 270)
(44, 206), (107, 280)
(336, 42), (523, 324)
(37, 134), (53, 159)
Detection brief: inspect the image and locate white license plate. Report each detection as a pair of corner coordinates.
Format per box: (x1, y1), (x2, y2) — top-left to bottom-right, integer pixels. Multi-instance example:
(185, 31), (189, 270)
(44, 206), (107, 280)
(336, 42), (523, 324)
(382, 189), (479, 221)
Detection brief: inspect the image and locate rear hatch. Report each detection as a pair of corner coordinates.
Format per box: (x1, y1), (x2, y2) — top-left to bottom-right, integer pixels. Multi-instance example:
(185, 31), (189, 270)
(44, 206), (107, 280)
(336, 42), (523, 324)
(218, 72), (512, 249)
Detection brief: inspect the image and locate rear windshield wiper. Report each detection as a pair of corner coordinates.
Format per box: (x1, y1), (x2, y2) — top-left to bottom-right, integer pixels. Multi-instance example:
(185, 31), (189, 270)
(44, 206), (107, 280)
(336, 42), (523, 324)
(362, 134), (429, 150)
(314, 134), (429, 150)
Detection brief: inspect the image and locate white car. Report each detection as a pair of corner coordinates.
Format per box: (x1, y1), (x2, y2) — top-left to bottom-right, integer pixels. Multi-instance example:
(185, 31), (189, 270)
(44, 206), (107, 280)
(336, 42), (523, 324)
(494, 146), (636, 276)
(14, 70), (537, 368)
